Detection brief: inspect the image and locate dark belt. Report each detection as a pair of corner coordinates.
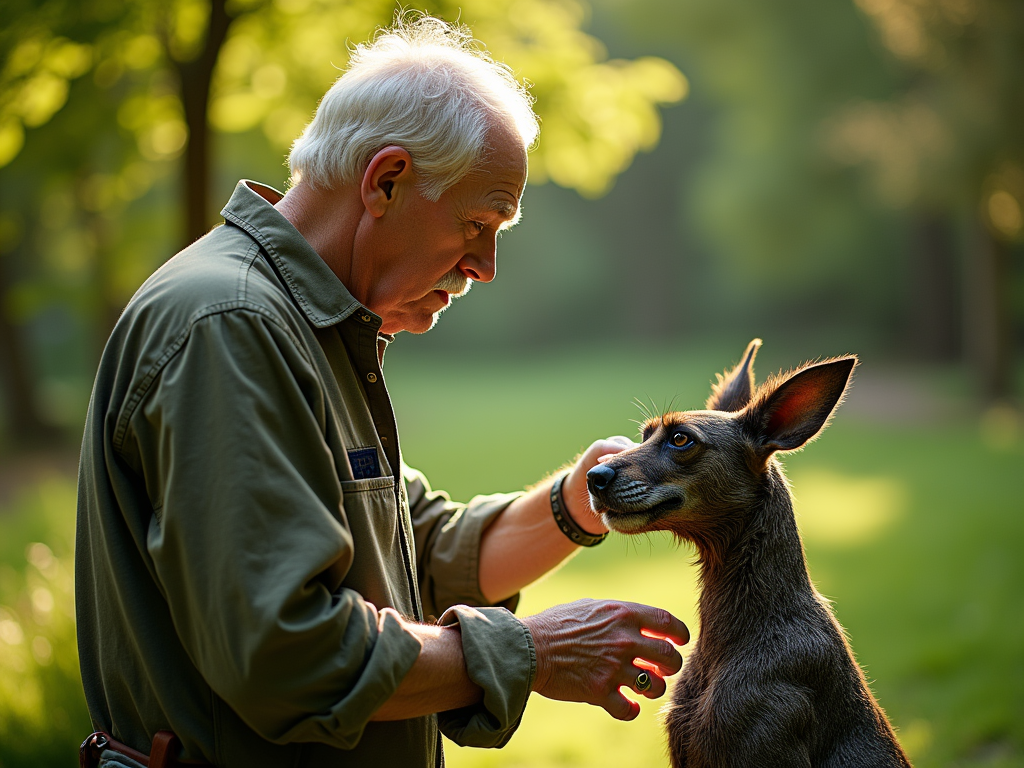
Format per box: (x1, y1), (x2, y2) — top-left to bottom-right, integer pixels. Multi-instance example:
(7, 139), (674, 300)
(80, 731), (214, 768)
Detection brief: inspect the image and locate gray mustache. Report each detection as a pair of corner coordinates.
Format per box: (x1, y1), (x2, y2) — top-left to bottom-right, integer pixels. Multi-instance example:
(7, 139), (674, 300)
(433, 269), (471, 295)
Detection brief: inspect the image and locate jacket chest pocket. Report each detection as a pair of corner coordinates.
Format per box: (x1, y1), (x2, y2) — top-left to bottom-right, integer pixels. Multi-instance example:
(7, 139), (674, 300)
(340, 477), (414, 614)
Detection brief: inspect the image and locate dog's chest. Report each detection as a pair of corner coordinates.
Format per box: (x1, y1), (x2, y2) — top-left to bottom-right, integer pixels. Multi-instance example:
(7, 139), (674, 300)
(666, 640), (788, 768)
(664, 647), (718, 768)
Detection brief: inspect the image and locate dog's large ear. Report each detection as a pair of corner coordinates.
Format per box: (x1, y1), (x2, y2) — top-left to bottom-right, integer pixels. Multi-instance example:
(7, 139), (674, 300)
(745, 356), (856, 453)
(706, 339), (761, 412)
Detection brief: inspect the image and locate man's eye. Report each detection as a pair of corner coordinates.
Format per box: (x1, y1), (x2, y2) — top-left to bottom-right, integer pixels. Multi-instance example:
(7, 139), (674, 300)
(671, 432), (694, 449)
(469, 221), (485, 234)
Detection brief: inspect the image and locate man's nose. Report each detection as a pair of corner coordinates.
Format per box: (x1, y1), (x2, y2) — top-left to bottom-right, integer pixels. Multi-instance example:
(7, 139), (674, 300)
(587, 464), (616, 493)
(459, 236), (497, 283)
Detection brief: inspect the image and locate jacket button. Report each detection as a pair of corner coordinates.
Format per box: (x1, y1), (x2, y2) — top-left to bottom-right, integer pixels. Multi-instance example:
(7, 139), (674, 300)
(360, 313), (372, 322)
(366, 372), (377, 383)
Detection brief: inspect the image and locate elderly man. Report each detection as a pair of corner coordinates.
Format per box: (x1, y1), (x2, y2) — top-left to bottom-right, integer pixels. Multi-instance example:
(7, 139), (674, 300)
(76, 17), (689, 768)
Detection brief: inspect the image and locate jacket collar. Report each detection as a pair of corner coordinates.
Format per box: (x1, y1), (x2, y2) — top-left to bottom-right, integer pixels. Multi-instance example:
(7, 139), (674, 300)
(220, 180), (374, 330)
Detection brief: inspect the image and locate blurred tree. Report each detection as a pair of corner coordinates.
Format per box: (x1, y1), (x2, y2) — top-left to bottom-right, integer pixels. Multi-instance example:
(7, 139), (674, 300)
(605, 0), (910, 341)
(0, 0), (685, 444)
(169, 0), (252, 243)
(829, 0), (1024, 403)
(604, 0), (1021, 401)
(1, 0), (126, 444)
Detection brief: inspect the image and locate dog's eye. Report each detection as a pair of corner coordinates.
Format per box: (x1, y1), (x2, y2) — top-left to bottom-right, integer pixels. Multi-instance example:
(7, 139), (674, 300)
(671, 432), (693, 449)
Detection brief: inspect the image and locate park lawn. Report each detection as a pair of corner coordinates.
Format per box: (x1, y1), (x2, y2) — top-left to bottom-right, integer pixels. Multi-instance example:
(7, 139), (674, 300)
(0, 342), (1021, 767)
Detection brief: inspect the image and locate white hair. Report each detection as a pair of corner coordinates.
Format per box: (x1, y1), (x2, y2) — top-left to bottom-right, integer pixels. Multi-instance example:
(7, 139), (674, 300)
(288, 15), (539, 200)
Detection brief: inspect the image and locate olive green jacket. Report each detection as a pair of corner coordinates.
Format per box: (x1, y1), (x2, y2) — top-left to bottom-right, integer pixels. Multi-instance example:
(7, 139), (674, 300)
(75, 180), (536, 767)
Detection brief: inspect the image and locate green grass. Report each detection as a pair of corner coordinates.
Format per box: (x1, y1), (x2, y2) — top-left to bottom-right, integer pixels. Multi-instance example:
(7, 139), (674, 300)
(0, 476), (91, 768)
(1, 342), (1021, 766)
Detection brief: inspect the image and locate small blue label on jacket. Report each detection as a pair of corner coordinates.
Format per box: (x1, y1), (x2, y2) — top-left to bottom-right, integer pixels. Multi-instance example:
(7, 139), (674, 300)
(348, 447), (381, 480)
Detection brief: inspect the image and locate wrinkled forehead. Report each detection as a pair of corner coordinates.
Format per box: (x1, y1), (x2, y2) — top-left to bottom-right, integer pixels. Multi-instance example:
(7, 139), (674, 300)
(457, 127), (528, 228)
(476, 122), (528, 183)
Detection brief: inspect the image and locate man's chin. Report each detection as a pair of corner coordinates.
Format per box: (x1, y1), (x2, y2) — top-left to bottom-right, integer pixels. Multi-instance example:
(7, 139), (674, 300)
(403, 306), (448, 335)
(385, 293), (462, 335)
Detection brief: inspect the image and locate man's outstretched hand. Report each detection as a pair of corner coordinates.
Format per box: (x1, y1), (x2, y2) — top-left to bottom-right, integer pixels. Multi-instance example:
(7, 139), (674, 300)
(523, 599), (690, 720)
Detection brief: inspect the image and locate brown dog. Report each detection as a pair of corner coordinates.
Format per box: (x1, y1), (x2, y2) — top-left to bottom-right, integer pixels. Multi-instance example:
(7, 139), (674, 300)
(587, 340), (911, 768)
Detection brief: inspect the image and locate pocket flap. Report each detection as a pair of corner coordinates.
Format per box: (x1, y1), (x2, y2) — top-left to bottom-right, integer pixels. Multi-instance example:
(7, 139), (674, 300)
(341, 476), (395, 493)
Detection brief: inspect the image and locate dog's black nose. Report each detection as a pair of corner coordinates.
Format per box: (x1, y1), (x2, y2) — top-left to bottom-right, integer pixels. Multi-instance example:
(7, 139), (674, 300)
(587, 464), (616, 493)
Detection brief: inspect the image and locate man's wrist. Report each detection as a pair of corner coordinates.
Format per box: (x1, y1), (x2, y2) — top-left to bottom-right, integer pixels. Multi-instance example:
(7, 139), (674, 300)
(550, 473), (608, 546)
(563, 468), (609, 535)
(521, 613), (552, 693)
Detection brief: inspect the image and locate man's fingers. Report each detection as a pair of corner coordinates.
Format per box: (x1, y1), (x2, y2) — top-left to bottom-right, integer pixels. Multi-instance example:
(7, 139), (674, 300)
(603, 690), (641, 721)
(627, 664), (668, 699)
(591, 437), (637, 460)
(633, 604), (690, 646)
(635, 636), (684, 676)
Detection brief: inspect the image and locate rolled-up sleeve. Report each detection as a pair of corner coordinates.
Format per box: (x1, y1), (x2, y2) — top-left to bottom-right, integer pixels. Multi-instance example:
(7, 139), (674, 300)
(403, 466), (522, 618)
(122, 307), (422, 747)
(436, 605), (536, 748)
(403, 472), (535, 748)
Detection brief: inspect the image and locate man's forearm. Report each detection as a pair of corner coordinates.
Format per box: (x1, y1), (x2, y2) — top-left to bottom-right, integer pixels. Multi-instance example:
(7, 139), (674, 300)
(478, 480), (585, 604)
(370, 618), (483, 721)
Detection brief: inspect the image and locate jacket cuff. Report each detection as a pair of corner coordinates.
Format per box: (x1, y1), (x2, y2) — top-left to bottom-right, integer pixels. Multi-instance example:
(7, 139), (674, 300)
(319, 607), (423, 748)
(435, 605), (536, 748)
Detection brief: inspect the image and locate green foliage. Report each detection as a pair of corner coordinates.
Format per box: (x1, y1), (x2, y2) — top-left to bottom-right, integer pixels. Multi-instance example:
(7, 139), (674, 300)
(0, 476), (91, 767)
(0, 0), (112, 167)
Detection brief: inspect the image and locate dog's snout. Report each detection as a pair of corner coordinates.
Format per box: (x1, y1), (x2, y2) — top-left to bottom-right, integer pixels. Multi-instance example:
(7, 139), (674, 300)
(587, 464), (616, 493)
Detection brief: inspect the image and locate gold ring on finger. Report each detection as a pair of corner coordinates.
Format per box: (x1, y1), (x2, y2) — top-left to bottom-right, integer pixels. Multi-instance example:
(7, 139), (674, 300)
(635, 671), (652, 693)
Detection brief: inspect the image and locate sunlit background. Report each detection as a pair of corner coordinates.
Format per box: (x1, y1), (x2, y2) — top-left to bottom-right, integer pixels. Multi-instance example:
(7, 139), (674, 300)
(1, 0), (1022, 766)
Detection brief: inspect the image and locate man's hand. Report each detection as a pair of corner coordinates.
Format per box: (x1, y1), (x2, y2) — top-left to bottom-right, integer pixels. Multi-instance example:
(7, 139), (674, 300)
(561, 436), (637, 535)
(523, 600), (690, 720)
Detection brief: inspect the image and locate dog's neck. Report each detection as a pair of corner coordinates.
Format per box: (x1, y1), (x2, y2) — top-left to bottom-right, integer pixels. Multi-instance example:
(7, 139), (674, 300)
(691, 462), (816, 655)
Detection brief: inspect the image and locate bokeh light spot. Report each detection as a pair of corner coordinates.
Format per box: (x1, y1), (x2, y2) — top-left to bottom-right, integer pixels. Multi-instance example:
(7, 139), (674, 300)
(31, 636), (53, 665)
(792, 469), (906, 546)
(987, 190), (1022, 239)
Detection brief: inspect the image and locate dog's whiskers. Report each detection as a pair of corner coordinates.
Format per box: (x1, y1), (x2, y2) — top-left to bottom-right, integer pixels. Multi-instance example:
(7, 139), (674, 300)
(633, 398), (654, 424)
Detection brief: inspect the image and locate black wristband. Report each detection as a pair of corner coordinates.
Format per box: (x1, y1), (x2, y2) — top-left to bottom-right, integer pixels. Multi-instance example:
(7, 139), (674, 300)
(550, 472), (608, 547)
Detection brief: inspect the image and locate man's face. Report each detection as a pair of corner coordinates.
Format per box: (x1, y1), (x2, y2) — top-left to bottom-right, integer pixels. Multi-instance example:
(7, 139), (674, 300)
(356, 128), (528, 335)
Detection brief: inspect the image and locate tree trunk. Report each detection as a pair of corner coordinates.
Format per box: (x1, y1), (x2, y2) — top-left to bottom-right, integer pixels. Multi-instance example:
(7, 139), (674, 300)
(964, 221), (1016, 404)
(907, 212), (960, 361)
(77, 176), (125, 357)
(0, 250), (62, 446)
(174, 0), (235, 246)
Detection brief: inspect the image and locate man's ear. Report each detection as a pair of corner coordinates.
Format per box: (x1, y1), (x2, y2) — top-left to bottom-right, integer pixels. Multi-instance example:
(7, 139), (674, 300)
(706, 338), (761, 412)
(361, 146), (415, 217)
(745, 356), (857, 454)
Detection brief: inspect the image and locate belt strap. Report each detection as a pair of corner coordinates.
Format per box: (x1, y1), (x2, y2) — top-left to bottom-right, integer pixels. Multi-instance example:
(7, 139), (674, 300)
(80, 731), (213, 768)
